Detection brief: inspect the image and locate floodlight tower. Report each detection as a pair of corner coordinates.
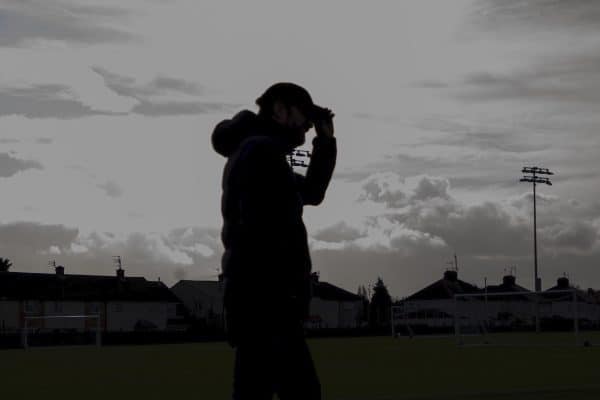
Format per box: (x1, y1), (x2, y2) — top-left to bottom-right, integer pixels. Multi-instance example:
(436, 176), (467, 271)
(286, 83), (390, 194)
(287, 150), (311, 169)
(520, 166), (553, 291)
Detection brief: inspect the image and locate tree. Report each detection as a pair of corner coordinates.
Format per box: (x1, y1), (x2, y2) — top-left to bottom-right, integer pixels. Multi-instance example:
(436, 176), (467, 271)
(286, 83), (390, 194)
(369, 277), (392, 328)
(0, 257), (12, 272)
(357, 285), (370, 326)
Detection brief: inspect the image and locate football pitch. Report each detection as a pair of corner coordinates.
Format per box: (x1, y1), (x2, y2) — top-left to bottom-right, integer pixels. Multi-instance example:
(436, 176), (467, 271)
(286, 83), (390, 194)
(2, 335), (600, 400)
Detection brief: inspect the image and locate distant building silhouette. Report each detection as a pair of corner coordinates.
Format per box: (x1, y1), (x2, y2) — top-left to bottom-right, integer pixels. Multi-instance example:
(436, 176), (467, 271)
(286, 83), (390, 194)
(307, 273), (363, 329)
(171, 274), (363, 332)
(170, 278), (225, 331)
(0, 266), (185, 335)
(394, 272), (600, 335)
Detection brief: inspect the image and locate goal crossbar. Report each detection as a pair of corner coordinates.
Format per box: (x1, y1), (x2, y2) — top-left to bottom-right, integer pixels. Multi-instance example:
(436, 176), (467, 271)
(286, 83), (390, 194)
(453, 290), (581, 347)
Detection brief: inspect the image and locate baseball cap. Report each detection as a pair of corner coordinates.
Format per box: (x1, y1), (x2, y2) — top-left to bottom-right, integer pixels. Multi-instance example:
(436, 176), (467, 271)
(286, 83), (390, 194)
(256, 82), (325, 120)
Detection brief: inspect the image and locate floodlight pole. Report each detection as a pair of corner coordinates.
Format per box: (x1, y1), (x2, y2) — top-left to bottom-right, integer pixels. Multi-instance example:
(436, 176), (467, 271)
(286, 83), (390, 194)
(520, 167), (553, 334)
(533, 177), (538, 290)
(520, 167), (554, 292)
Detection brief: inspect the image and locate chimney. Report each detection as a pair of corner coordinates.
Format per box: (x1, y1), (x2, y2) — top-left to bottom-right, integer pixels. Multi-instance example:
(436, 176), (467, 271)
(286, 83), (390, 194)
(55, 265), (65, 276)
(557, 277), (570, 289)
(443, 270), (458, 282)
(116, 268), (125, 280)
(502, 275), (516, 286)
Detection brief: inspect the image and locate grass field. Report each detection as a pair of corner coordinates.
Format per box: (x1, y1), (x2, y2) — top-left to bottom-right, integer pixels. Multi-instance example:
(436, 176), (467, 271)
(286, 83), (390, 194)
(2, 336), (600, 400)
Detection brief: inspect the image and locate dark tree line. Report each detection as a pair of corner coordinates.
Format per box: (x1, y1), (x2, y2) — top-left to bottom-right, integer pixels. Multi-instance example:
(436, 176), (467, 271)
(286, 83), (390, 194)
(357, 277), (392, 329)
(0, 258), (11, 272)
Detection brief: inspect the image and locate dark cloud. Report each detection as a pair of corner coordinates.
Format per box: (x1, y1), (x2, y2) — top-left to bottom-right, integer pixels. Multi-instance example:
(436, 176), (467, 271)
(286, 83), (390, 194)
(92, 67), (159, 99)
(0, 222), (78, 250)
(469, 0), (600, 34)
(131, 100), (236, 117)
(459, 57), (600, 104)
(359, 173), (451, 208)
(0, 138), (20, 144)
(152, 76), (203, 96)
(92, 67), (236, 116)
(545, 221), (598, 252)
(460, 1), (600, 108)
(92, 67), (203, 99)
(0, 1), (136, 47)
(0, 84), (124, 119)
(0, 152), (42, 177)
(417, 116), (551, 153)
(313, 222), (363, 243)
(411, 80), (449, 89)
(315, 172), (599, 264)
(97, 181), (123, 198)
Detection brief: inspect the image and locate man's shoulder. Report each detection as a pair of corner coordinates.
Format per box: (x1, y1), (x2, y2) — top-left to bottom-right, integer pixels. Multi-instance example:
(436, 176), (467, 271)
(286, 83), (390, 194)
(239, 136), (286, 159)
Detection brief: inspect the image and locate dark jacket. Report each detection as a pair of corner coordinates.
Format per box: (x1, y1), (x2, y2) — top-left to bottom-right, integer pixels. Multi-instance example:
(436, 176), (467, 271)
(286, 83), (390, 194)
(211, 110), (336, 334)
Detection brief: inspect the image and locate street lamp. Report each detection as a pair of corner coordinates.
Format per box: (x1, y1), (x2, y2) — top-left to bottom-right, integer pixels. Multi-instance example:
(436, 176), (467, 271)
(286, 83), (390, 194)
(520, 166), (553, 292)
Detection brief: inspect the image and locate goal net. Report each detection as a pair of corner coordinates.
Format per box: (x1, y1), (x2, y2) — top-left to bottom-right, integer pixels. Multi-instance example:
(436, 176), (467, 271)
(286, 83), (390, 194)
(22, 315), (102, 349)
(391, 301), (456, 338)
(454, 290), (600, 347)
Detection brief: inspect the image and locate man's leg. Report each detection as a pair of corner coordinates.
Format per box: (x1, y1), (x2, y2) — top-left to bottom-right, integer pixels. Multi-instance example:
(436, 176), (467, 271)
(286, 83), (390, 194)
(275, 332), (321, 400)
(232, 339), (275, 400)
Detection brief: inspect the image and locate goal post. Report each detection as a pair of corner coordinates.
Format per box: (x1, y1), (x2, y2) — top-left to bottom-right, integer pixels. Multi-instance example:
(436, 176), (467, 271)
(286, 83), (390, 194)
(453, 290), (592, 347)
(391, 301), (455, 338)
(22, 314), (102, 349)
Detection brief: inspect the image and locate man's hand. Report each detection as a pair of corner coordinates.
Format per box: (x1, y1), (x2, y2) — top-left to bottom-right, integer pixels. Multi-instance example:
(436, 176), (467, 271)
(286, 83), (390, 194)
(313, 109), (335, 138)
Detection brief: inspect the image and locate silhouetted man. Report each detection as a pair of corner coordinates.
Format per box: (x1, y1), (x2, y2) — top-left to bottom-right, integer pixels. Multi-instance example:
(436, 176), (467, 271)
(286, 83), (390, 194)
(211, 82), (336, 400)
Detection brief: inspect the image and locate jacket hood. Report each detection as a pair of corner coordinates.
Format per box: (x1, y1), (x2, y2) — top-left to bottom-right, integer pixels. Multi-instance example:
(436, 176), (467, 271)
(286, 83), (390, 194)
(211, 110), (260, 157)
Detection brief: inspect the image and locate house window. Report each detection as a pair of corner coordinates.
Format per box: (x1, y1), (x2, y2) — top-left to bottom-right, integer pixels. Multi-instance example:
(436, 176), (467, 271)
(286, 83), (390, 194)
(114, 303), (123, 312)
(54, 301), (63, 313)
(89, 303), (100, 314)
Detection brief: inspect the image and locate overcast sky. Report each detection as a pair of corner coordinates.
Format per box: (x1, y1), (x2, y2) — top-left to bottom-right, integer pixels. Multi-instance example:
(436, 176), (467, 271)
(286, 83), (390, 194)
(1, 0), (599, 297)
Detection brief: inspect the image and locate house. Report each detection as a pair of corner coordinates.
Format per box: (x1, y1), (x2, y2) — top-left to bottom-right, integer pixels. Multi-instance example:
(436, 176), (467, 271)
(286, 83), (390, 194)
(0, 265), (185, 334)
(308, 273), (363, 329)
(171, 273), (363, 331)
(170, 278), (224, 330)
(395, 270), (481, 332)
(544, 277), (600, 327)
(476, 275), (534, 329)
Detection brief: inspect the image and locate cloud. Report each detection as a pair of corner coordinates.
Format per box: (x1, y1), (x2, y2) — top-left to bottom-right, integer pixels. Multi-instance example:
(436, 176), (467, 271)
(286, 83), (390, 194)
(0, 153), (42, 177)
(0, 222), (222, 285)
(306, 171), (600, 295)
(91, 67), (204, 99)
(359, 173), (451, 208)
(468, 0), (600, 34)
(313, 221), (363, 243)
(131, 100), (237, 116)
(312, 172), (600, 259)
(151, 76), (204, 96)
(0, 1), (136, 47)
(545, 221), (598, 253)
(459, 57), (600, 105)
(92, 66), (237, 116)
(411, 80), (449, 89)
(460, 1), (600, 106)
(35, 137), (53, 144)
(417, 116), (551, 154)
(0, 138), (20, 144)
(0, 84), (124, 119)
(0, 222), (78, 250)
(97, 180), (123, 198)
